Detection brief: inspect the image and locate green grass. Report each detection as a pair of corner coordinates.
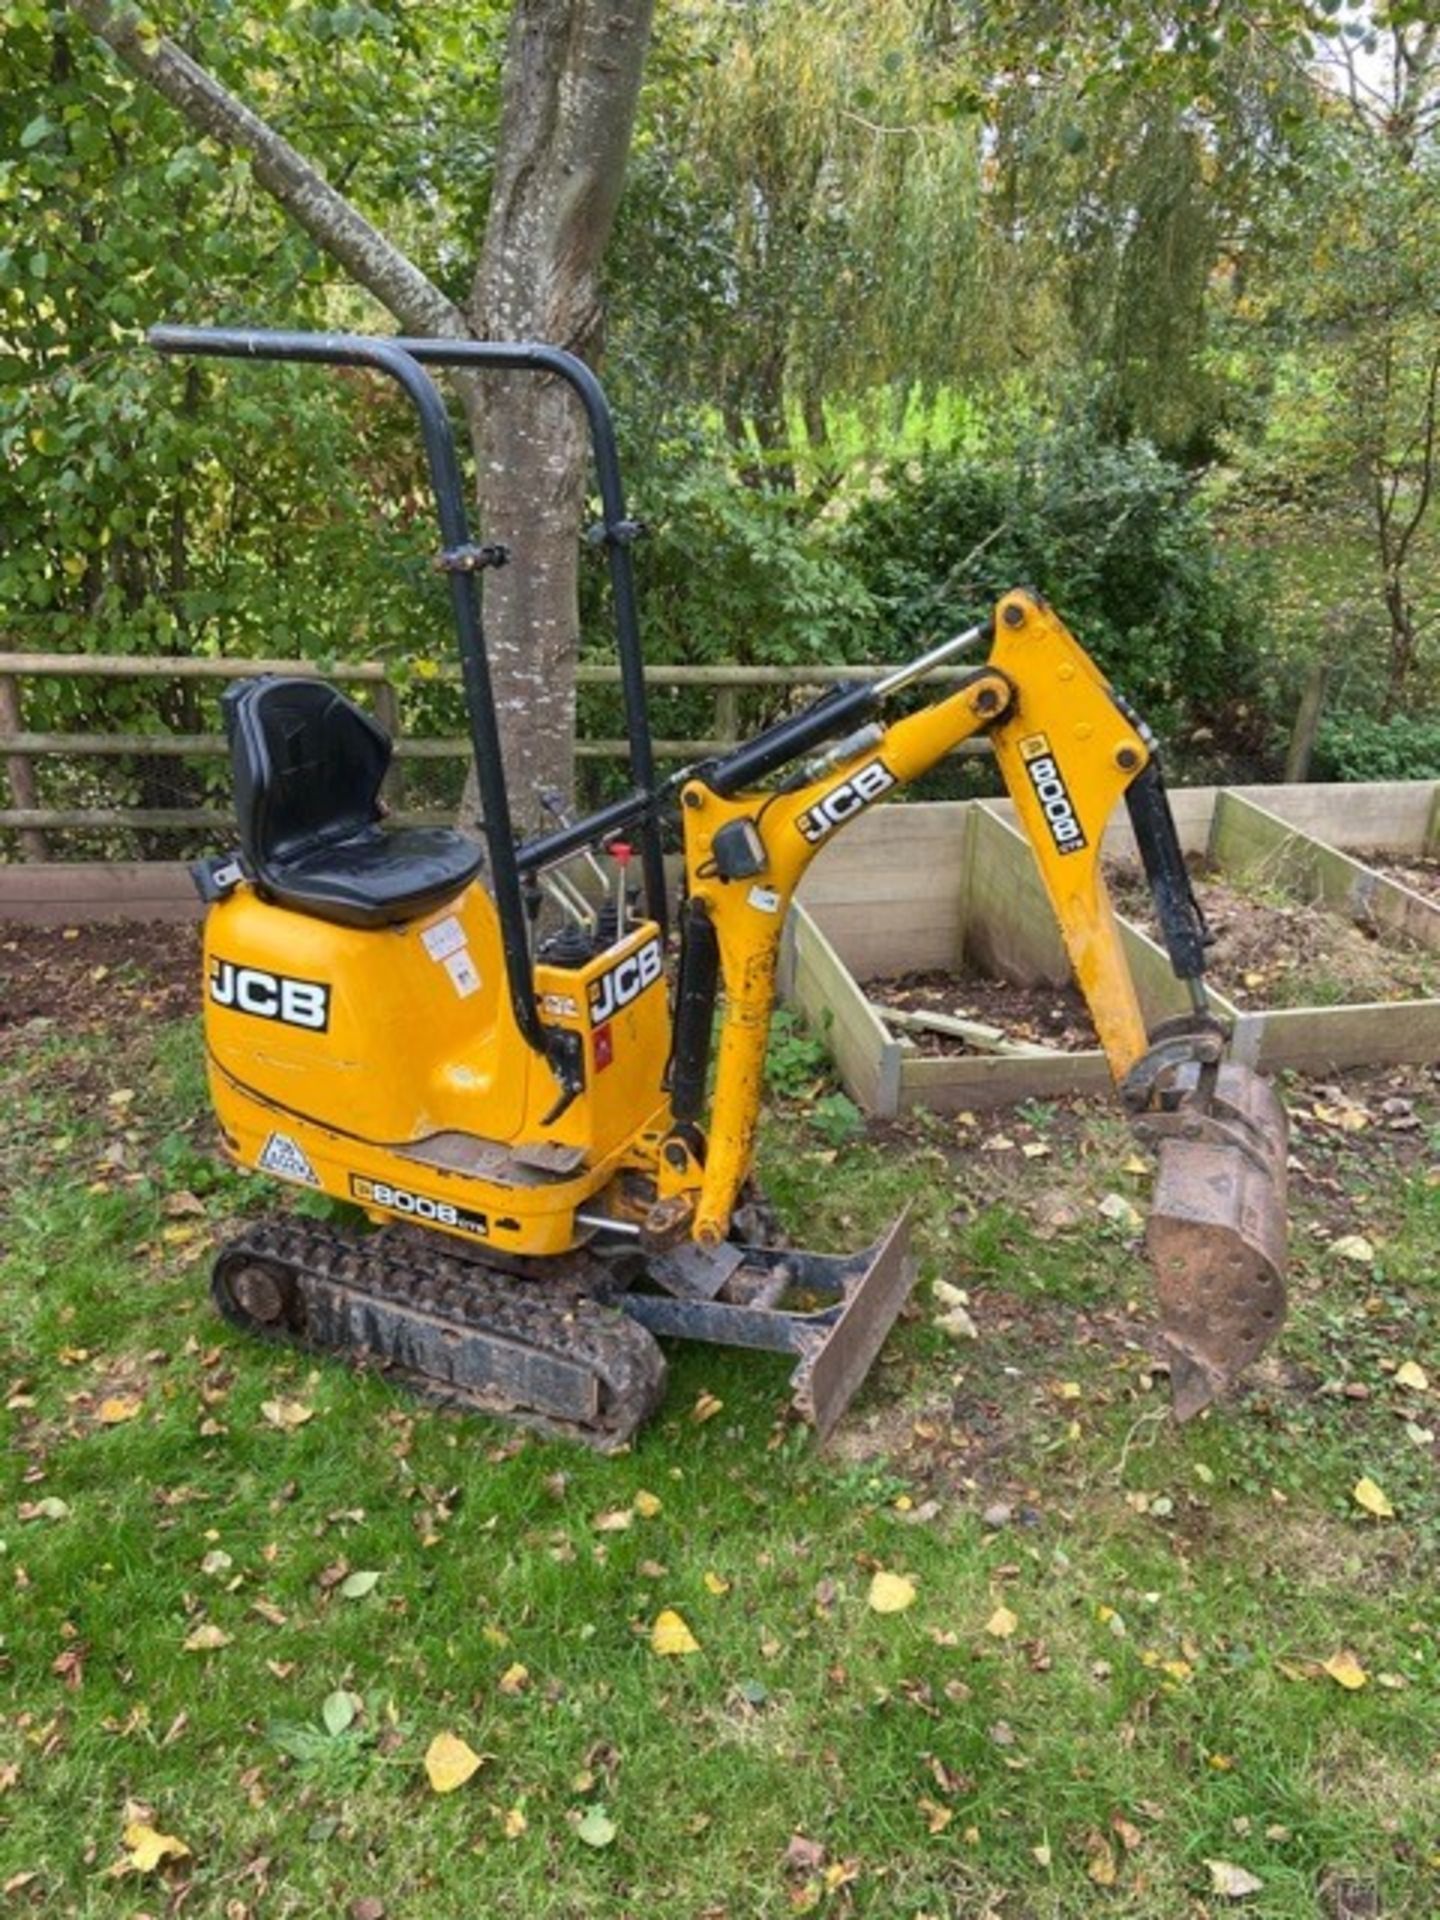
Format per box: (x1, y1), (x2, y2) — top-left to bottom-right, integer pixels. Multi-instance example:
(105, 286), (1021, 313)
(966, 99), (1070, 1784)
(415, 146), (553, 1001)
(2, 1006), (1438, 1917)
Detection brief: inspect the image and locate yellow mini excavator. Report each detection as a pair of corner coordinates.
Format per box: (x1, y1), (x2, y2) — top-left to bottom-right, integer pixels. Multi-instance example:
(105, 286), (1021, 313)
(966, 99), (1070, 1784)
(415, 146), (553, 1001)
(154, 326), (1288, 1446)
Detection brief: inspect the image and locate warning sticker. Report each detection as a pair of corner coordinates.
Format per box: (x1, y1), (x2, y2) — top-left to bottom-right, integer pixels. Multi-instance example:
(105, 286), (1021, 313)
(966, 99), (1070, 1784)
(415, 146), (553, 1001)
(257, 1130), (320, 1187)
(444, 948), (481, 998)
(421, 915), (467, 962)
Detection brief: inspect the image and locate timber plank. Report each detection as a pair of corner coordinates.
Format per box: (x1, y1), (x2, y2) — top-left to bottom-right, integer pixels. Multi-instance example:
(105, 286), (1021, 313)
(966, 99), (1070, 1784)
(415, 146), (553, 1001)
(1213, 792), (1440, 954)
(787, 903), (901, 1116)
(1230, 999), (1440, 1075)
(899, 1049), (1116, 1111)
(0, 861), (201, 925)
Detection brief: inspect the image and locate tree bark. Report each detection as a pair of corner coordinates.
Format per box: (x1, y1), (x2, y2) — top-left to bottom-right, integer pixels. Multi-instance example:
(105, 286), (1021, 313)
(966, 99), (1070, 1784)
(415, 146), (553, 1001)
(464, 0), (655, 826)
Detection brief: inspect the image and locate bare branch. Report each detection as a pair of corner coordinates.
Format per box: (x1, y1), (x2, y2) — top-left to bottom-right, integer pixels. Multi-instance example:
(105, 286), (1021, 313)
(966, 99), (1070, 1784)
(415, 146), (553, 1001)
(68, 0), (468, 338)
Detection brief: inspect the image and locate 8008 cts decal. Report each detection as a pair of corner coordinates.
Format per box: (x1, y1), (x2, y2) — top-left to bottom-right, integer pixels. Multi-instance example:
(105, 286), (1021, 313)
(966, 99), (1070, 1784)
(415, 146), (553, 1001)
(209, 958), (330, 1030)
(1018, 734), (1087, 855)
(349, 1175), (489, 1238)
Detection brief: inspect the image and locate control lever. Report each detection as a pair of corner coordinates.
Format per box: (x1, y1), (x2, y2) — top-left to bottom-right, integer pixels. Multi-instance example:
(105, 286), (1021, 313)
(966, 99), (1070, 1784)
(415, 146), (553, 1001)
(540, 789), (610, 893)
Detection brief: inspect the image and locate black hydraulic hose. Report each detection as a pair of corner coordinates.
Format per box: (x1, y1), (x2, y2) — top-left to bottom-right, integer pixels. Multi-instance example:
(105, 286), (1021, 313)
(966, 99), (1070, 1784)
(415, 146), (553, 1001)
(148, 326), (548, 1057)
(1124, 759), (1209, 981)
(704, 681), (881, 798)
(391, 337), (666, 938)
(666, 898), (720, 1121)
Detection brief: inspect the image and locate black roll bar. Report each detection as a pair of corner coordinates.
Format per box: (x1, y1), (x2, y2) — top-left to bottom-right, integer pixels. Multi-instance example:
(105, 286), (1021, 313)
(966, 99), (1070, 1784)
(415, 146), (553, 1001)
(148, 325), (552, 1056)
(389, 337), (666, 937)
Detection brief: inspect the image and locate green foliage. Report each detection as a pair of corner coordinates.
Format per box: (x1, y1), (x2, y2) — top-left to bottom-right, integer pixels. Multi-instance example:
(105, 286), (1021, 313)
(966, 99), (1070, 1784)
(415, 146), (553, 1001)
(763, 1008), (834, 1100)
(0, 4), (497, 847)
(1314, 712), (1440, 782)
(807, 1089), (864, 1148)
(831, 416), (1276, 761)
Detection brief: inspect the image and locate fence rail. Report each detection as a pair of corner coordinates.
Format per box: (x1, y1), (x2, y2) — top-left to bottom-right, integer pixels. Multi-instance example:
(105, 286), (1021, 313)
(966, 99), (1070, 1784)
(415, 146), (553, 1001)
(0, 650), (988, 851)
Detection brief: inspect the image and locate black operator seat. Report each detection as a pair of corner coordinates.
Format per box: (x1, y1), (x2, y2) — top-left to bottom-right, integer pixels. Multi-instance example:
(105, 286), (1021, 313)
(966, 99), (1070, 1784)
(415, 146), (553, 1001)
(222, 677), (483, 929)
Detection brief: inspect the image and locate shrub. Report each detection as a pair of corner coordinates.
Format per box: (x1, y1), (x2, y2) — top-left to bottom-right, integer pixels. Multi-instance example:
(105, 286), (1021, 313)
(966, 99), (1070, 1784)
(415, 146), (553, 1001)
(1313, 713), (1440, 783)
(829, 420), (1277, 768)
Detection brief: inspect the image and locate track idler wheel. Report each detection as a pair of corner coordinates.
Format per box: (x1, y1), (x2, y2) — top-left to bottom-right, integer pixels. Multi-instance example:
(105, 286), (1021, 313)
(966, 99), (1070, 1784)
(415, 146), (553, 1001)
(212, 1248), (304, 1338)
(1141, 1062), (1288, 1420)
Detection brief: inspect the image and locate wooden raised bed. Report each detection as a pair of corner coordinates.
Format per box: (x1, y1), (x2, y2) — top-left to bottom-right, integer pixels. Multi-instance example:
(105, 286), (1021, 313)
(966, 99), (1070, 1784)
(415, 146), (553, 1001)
(781, 784), (1440, 1116)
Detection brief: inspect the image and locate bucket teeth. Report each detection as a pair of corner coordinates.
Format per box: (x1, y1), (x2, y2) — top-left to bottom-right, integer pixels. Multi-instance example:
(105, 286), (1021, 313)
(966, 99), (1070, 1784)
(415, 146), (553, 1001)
(1144, 1064), (1289, 1418)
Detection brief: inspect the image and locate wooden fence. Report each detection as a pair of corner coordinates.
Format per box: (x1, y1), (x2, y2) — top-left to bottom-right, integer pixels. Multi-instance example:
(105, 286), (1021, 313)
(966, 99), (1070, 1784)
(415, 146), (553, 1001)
(0, 650), (986, 853)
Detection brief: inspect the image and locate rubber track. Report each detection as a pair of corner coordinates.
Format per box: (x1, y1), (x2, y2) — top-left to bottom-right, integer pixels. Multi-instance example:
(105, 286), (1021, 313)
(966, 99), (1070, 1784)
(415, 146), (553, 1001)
(212, 1216), (667, 1450)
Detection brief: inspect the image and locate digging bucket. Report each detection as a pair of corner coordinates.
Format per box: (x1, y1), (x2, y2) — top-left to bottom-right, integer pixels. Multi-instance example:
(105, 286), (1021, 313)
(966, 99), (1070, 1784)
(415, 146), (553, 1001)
(1145, 1062), (1289, 1420)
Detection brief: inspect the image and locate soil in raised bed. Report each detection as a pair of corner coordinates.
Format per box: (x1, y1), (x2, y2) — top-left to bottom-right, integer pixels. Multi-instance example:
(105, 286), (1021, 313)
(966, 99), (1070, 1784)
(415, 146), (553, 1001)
(1104, 860), (1440, 1008)
(864, 969), (1099, 1056)
(1359, 851), (1440, 907)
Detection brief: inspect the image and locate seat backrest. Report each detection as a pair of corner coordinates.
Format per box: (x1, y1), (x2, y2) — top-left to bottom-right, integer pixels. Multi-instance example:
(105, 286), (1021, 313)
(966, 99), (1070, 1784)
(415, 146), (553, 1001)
(223, 677), (391, 870)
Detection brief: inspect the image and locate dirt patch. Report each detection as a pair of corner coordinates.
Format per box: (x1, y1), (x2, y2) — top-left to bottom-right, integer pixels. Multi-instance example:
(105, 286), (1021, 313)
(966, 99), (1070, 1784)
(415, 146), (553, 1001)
(863, 970), (1098, 1055)
(1106, 860), (1440, 1007)
(0, 920), (200, 1033)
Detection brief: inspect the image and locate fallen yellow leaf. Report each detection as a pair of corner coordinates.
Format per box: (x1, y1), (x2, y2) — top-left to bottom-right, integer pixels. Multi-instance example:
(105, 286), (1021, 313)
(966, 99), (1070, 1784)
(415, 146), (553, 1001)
(1352, 1476), (1394, 1519)
(1086, 1838), (1117, 1886)
(122, 1822), (191, 1873)
(692, 1390), (724, 1423)
(98, 1395), (142, 1425)
(917, 1796), (953, 1834)
(182, 1623), (231, 1652)
(634, 1489), (662, 1518)
(1322, 1649), (1368, 1691)
(703, 1570), (730, 1595)
(1330, 1233), (1375, 1264)
(1394, 1360), (1429, 1393)
(867, 1570), (917, 1615)
(498, 1663), (530, 1696)
(424, 1731), (483, 1793)
(261, 1398), (313, 1430)
(984, 1605), (1018, 1639)
(1206, 1858), (1264, 1898)
(651, 1608), (700, 1656)
(502, 1805), (527, 1839)
(593, 1507), (633, 1532)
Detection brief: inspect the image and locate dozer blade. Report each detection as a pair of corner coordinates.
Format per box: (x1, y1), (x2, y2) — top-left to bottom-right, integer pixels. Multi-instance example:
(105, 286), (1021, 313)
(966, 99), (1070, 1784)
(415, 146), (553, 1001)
(623, 1207), (915, 1440)
(1145, 1063), (1288, 1420)
(791, 1207), (915, 1441)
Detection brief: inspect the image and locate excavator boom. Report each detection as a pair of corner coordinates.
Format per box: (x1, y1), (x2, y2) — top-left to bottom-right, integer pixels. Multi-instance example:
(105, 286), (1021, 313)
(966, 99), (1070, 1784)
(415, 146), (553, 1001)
(681, 589), (1289, 1417)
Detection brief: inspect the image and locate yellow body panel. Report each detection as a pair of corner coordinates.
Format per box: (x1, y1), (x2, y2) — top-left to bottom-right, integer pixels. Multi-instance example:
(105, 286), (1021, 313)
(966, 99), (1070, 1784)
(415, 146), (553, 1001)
(204, 884), (672, 1256)
(203, 590), (1160, 1261)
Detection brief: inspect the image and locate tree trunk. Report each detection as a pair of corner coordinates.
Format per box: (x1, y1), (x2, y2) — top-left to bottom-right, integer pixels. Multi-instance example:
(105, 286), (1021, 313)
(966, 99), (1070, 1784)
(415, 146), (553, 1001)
(463, 0), (656, 831)
(1380, 572), (1420, 718)
(72, 0), (655, 835)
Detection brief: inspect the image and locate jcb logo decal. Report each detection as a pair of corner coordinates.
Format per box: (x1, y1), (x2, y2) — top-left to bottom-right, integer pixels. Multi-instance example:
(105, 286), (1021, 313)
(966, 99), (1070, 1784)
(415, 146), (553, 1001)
(587, 935), (664, 1027)
(208, 959), (330, 1030)
(796, 759), (896, 844)
(1019, 733), (1086, 855)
